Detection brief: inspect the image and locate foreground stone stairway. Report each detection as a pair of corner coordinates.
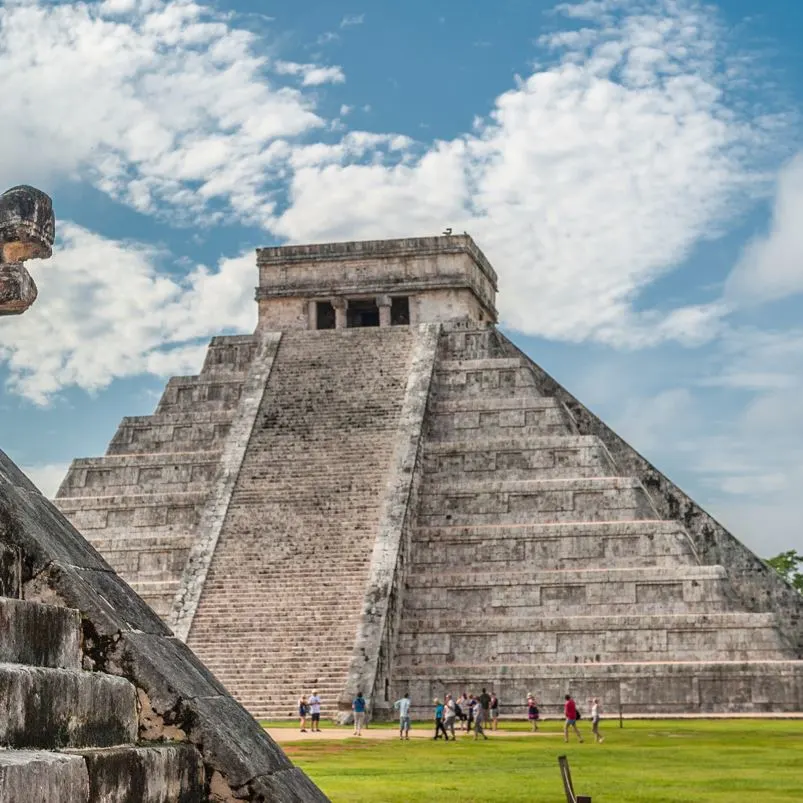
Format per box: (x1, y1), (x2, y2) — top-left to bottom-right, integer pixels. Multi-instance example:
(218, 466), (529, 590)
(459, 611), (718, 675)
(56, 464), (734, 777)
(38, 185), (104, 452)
(0, 554), (203, 800)
(56, 336), (259, 618)
(1, 450), (326, 800)
(392, 327), (803, 717)
(186, 327), (417, 719)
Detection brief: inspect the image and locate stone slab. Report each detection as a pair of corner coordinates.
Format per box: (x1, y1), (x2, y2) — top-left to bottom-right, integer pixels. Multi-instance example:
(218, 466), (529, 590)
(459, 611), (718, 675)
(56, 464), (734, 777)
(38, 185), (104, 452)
(0, 664), (137, 749)
(0, 597), (81, 669)
(0, 751), (89, 802)
(78, 744), (204, 803)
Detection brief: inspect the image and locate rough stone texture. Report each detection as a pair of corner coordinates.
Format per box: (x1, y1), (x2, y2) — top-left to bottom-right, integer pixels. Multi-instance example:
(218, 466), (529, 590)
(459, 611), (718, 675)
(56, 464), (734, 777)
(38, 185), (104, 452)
(0, 448), (327, 800)
(0, 185), (54, 315)
(391, 324), (803, 716)
(0, 664), (137, 748)
(0, 751), (89, 802)
(171, 333), (282, 640)
(79, 744), (204, 803)
(256, 235), (498, 330)
(338, 323), (439, 720)
(56, 335), (260, 618)
(186, 327), (418, 718)
(0, 596), (81, 669)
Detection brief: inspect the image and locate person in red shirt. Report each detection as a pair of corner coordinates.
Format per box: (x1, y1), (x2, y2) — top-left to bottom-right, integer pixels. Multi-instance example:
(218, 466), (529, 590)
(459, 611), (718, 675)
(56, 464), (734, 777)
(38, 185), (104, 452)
(563, 694), (584, 743)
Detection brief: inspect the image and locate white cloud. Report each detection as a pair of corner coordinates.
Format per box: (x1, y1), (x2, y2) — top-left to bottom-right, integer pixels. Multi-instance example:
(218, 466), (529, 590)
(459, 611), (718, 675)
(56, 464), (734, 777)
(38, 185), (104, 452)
(0, 223), (256, 404)
(340, 14), (365, 28)
(725, 153), (803, 305)
(273, 60), (346, 87)
(0, 0), (337, 223)
(21, 462), (72, 497)
(267, 0), (788, 347)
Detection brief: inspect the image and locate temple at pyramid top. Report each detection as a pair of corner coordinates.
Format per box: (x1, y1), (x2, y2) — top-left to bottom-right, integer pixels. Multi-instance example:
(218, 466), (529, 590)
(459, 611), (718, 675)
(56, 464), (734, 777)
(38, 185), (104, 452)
(255, 234), (498, 330)
(55, 233), (803, 725)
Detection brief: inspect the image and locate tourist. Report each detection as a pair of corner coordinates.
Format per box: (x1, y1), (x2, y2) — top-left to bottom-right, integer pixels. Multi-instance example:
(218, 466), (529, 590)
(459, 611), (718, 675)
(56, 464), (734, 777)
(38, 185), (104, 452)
(473, 696), (489, 741)
(479, 687), (492, 725)
(308, 689), (322, 732)
(589, 697), (604, 743)
(456, 693), (468, 731)
(393, 693), (412, 740)
(443, 694), (457, 740)
(527, 694), (540, 732)
(352, 690), (366, 736)
(298, 695), (309, 732)
(490, 692), (499, 730)
(563, 694), (584, 743)
(456, 692), (466, 731)
(432, 698), (449, 740)
(466, 694), (475, 732)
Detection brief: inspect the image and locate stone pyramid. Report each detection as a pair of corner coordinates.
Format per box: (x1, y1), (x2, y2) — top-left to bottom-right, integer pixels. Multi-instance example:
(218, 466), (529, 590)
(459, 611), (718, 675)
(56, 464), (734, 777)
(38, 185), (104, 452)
(55, 235), (803, 721)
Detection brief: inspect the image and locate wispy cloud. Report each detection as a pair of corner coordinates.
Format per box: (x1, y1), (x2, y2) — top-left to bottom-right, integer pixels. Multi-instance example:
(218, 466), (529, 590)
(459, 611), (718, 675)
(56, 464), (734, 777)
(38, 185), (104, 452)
(340, 14), (365, 28)
(274, 60), (346, 86)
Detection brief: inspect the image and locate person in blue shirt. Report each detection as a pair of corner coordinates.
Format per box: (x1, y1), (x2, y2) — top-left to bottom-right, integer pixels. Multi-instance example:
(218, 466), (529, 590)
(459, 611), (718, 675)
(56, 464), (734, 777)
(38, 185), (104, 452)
(433, 698), (449, 740)
(352, 691), (367, 736)
(393, 693), (412, 740)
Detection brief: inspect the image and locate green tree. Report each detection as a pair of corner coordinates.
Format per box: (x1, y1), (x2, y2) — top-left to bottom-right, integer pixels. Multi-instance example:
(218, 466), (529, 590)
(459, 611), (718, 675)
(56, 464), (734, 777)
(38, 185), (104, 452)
(766, 550), (803, 594)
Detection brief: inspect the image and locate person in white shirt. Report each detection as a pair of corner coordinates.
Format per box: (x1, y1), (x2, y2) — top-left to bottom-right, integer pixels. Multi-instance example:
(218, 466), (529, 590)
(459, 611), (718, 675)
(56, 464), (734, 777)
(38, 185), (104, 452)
(443, 694), (457, 741)
(393, 693), (412, 740)
(589, 697), (604, 743)
(308, 690), (322, 732)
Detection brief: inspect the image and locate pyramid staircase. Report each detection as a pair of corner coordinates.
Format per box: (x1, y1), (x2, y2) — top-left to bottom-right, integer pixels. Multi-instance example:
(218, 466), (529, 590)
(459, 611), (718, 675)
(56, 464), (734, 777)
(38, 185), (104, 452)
(391, 327), (803, 717)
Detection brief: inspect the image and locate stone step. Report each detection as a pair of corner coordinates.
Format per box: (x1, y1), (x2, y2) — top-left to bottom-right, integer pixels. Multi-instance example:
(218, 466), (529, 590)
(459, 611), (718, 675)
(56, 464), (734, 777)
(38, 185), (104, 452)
(419, 477), (656, 526)
(0, 598), (82, 669)
(423, 435), (615, 479)
(0, 664), (137, 749)
(155, 374), (248, 414)
(393, 659), (803, 716)
(396, 612), (791, 665)
(0, 751), (89, 802)
(410, 520), (698, 570)
(403, 566), (730, 616)
(78, 744), (205, 802)
(59, 452), (222, 498)
(427, 400), (570, 439)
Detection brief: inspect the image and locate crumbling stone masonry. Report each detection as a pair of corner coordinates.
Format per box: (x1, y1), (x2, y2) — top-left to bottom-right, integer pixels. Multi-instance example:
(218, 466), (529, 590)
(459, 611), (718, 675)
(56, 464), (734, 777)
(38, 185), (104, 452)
(56, 235), (803, 722)
(0, 186), (327, 801)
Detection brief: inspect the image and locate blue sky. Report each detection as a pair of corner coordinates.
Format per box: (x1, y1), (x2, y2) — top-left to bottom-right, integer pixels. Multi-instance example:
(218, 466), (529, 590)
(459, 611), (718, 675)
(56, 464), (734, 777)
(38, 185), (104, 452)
(0, 0), (802, 558)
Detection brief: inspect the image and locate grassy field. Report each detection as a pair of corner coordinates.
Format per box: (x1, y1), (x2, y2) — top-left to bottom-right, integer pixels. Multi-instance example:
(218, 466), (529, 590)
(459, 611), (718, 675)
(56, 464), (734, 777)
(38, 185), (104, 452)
(276, 719), (803, 802)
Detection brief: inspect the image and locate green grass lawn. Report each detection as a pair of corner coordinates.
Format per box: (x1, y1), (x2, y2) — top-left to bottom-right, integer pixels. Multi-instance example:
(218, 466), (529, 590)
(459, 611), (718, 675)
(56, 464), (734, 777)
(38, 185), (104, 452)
(276, 719), (803, 802)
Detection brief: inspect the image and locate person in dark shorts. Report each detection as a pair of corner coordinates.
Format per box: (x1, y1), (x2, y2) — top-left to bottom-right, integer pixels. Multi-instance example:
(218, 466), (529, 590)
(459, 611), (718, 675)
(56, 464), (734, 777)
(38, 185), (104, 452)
(563, 694), (584, 743)
(308, 689), (322, 732)
(479, 688), (492, 725)
(490, 693), (499, 730)
(527, 694), (540, 732)
(298, 695), (309, 732)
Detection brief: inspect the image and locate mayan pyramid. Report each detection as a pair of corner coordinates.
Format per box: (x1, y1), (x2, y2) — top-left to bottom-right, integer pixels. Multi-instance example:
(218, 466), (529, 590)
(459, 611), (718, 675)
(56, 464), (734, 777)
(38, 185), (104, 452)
(56, 235), (803, 721)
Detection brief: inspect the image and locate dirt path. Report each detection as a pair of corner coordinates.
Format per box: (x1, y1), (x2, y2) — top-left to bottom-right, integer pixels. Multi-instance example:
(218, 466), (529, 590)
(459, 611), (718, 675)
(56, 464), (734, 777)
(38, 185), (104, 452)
(265, 726), (560, 743)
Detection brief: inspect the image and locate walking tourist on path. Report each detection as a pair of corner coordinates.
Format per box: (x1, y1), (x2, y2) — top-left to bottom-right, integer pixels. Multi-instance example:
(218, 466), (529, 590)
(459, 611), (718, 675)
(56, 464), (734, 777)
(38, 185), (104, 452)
(590, 697), (604, 743)
(490, 693), (499, 730)
(298, 695), (309, 732)
(527, 695), (540, 732)
(308, 690), (322, 732)
(563, 694), (584, 743)
(473, 697), (489, 740)
(433, 698), (449, 740)
(456, 693), (468, 731)
(466, 694), (476, 732)
(443, 694), (457, 740)
(352, 691), (366, 736)
(393, 693), (411, 740)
